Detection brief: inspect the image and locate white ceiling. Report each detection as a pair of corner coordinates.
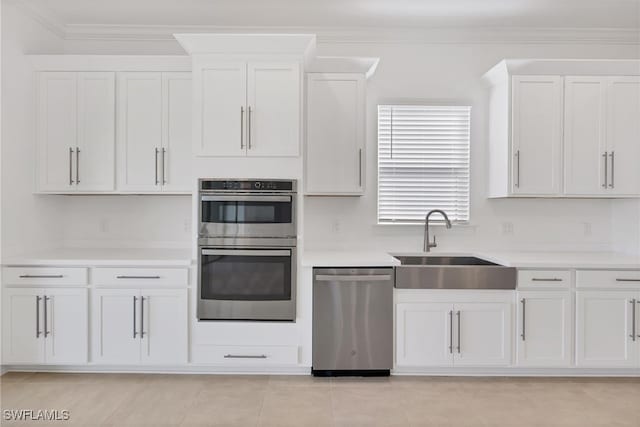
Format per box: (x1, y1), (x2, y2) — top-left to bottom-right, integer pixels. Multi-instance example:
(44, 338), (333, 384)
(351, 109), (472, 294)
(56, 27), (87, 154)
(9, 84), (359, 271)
(22, 0), (640, 29)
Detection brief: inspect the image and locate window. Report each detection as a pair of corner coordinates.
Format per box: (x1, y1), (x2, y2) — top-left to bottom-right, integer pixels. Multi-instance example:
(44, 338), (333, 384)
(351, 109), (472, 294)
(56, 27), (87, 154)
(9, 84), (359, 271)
(377, 105), (470, 224)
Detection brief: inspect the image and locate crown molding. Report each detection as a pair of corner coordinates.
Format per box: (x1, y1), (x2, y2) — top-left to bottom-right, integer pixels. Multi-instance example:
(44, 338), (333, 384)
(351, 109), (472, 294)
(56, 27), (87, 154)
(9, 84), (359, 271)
(12, 2), (640, 46)
(62, 24), (640, 46)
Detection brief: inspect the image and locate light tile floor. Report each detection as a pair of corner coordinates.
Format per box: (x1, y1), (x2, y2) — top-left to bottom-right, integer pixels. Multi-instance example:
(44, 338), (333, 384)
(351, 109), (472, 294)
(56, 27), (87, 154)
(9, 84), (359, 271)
(0, 373), (639, 426)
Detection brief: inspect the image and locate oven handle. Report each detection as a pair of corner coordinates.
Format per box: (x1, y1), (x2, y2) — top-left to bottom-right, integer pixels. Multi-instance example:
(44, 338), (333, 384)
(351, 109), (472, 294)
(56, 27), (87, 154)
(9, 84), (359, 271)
(201, 249), (291, 257)
(200, 195), (292, 203)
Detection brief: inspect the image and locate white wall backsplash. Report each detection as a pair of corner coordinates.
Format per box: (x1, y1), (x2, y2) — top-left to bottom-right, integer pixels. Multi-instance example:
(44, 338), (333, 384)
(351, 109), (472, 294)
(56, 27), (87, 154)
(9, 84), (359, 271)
(611, 200), (640, 255)
(59, 195), (192, 248)
(1, 2), (65, 257)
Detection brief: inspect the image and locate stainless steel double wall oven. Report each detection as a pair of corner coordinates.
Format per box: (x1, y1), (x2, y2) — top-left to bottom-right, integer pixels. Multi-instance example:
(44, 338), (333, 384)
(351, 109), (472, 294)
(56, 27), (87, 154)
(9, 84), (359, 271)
(198, 179), (297, 321)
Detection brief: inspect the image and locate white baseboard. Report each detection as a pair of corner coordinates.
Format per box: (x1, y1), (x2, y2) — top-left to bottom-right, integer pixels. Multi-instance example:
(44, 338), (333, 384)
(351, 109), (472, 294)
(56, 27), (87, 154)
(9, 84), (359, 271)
(392, 367), (640, 377)
(0, 366), (8, 376)
(1, 364), (311, 375)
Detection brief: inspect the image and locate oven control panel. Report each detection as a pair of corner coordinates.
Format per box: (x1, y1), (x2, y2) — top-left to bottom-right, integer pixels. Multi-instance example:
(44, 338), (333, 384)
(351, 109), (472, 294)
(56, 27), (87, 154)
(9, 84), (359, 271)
(200, 179), (296, 192)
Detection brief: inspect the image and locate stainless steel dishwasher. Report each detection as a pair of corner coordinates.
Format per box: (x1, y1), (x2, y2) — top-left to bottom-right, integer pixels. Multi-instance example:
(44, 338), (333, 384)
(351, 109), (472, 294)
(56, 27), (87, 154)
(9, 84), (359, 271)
(312, 267), (394, 376)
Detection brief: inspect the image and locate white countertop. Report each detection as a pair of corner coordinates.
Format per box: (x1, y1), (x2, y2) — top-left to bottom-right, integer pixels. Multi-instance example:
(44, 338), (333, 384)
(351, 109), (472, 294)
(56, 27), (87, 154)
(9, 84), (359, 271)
(302, 251), (401, 268)
(304, 250), (640, 269)
(2, 248), (193, 267)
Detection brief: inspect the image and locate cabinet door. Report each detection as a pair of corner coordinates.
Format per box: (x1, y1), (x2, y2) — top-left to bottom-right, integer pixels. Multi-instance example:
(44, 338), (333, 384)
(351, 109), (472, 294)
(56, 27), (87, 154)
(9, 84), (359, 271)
(511, 76), (563, 195)
(606, 77), (640, 196)
(306, 73), (364, 195)
(91, 289), (140, 364)
(140, 289), (187, 364)
(453, 302), (512, 366)
(2, 289), (45, 364)
(516, 291), (572, 367)
(117, 72), (163, 192)
(161, 72), (192, 192)
(37, 72), (77, 192)
(576, 291), (637, 367)
(197, 62), (247, 156)
(44, 288), (88, 364)
(247, 61), (300, 157)
(564, 77), (607, 195)
(395, 303), (453, 367)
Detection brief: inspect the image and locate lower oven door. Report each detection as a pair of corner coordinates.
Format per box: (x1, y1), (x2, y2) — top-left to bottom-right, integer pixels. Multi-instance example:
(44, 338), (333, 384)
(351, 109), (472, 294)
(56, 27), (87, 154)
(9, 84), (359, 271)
(198, 247), (296, 321)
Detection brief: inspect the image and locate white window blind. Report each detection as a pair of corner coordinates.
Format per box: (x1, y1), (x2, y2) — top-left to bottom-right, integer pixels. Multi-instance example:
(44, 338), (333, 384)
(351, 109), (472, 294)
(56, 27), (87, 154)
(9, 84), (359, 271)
(377, 105), (470, 224)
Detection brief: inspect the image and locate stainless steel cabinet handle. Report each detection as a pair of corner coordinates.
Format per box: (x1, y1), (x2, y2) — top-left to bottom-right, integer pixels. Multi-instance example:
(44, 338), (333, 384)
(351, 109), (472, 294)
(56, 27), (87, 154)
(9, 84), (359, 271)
(358, 148), (363, 188)
(132, 296), (138, 338)
(69, 147), (74, 185)
(224, 354), (267, 359)
(449, 310), (453, 354)
(602, 152), (608, 188)
(43, 296), (50, 338)
(19, 274), (63, 279)
(456, 310), (461, 354)
(247, 106), (252, 150)
(36, 296), (42, 338)
(240, 106), (245, 149)
(609, 151), (615, 189)
(140, 296), (146, 338)
(630, 299), (636, 342)
(637, 300), (640, 339)
(116, 275), (161, 280)
(75, 147), (80, 184)
(520, 298), (526, 341)
(616, 279), (640, 282)
(162, 148), (167, 185)
(154, 148), (159, 185)
(531, 278), (563, 282)
(315, 275), (392, 282)
(514, 150), (520, 188)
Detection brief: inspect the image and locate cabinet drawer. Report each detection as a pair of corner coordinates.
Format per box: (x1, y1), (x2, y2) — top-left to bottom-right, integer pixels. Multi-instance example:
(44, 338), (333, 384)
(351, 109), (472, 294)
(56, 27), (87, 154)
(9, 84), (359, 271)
(92, 268), (188, 287)
(518, 270), (572, 289)
(3, 267), (88, 286)
(191, 345), (299, 366)
(576, 270), (640, 289)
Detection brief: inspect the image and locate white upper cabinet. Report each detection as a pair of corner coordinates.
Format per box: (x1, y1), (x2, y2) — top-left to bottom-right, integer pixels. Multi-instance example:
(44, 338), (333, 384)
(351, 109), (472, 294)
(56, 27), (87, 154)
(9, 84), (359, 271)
(194, 59), (301, 157)
(37, 72), (115, 192)
(247, 61), (300, 157)
(118, 72), (192, 193)
(564, 77), (608, 195)
(197, 62), (247, 157)
(485, 59), (640, 198)
(305, 73), (365, 195)
(606, 77), (640, 196)
(511, 76), (563, 196)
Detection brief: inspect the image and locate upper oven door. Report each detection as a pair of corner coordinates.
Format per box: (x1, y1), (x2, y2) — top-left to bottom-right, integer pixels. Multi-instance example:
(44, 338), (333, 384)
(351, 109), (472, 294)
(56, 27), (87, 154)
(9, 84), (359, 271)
(199, 194), (296, 238)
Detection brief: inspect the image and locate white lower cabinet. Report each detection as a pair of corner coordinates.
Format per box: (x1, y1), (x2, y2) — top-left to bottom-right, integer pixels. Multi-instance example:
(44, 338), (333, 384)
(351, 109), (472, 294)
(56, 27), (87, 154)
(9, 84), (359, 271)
(3, 288), (87, 364)
(516, 291), (573, 367)
(576, 291), (639, 368)
(395, 295), (512, 368)
(92, 288), (187, 365)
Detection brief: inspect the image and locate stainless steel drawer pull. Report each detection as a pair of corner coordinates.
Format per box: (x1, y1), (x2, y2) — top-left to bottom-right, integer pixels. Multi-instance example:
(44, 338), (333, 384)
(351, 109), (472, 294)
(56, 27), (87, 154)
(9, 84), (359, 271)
(20, 275), (64, 279)
(630, 299), (636, 342)
(456, 310), (461, 354)
(116, 275), (161, 279)
(44, 296), (50, 338)
(616, 278), (640, 282)
(520, 298), (526, 341)
(315, 275), (392, 282)
(36, 296), (42, 338)
(224, 354), (267, 359)
(448, 310), (453, 354)
(531, 278), (563, 282)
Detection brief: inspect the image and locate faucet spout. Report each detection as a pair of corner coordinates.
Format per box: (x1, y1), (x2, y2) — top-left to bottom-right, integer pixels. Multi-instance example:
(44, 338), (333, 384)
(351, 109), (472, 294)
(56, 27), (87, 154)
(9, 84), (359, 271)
(424, 210), (452, 252)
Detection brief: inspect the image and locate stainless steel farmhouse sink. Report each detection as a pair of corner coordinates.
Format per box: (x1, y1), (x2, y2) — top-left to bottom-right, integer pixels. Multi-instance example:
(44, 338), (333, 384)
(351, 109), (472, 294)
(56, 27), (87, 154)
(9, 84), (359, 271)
(393, 255), (517, 290)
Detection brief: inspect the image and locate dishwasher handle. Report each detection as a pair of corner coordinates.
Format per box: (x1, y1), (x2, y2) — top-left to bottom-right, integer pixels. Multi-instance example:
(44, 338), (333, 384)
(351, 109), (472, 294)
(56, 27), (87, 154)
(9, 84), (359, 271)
(315, 274), (392, 282)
